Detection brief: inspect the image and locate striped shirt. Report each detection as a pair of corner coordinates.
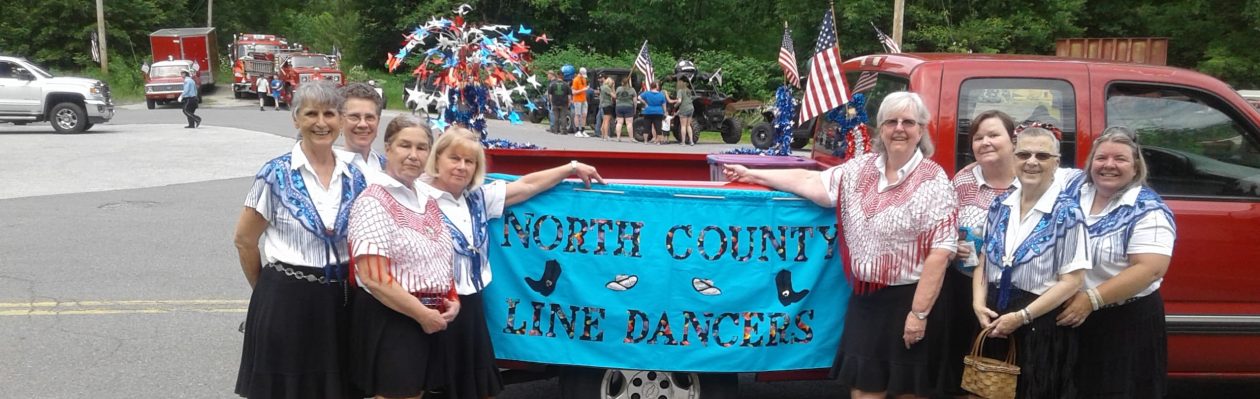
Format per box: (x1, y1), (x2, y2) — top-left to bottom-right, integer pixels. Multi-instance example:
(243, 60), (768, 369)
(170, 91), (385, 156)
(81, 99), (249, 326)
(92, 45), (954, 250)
(417, 179), (508, 295)
(1078, 183), (1176, 298)
(984, 168), (1091, 295)
(348, 173), (454, 295)
(244, 143), (357, 267)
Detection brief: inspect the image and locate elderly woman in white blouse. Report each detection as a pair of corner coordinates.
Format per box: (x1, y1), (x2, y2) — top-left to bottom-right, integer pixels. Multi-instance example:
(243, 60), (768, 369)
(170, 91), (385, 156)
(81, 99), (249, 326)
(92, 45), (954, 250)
(725, 92), (957, 399)
(1058, 126), (1176, 398)
(973, 126), (1089, 398)
(233, 80), (365, 399)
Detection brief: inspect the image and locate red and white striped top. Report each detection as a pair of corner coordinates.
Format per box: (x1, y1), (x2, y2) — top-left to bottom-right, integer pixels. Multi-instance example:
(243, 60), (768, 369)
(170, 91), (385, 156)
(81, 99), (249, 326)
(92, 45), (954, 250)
(348, 182), (454, 295)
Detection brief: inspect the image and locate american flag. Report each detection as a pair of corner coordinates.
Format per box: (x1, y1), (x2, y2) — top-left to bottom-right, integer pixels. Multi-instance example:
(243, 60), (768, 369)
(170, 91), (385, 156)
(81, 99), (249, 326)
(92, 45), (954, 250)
(872, 22), (902, 53)
(634, 41), (654, 91)
(853, 24), (901, 94)
(799, 7), (849, 125)
(778, 25), (800, 87)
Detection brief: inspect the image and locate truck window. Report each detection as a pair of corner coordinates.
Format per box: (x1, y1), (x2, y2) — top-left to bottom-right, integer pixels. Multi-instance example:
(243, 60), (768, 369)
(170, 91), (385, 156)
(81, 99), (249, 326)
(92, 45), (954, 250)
(1107, 84), (1260, 199)
(813, 72), (909, 153)
(957, 78), (1078, 170)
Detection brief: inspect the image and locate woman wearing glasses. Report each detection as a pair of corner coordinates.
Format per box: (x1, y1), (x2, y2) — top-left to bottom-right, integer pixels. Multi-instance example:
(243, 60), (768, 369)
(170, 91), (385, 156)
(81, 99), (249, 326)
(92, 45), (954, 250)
(724, 92), (958, 399)
(1059, 127), (1176, 398)
(939, 110), (1018, 397)
(973, 125), (1089, 398)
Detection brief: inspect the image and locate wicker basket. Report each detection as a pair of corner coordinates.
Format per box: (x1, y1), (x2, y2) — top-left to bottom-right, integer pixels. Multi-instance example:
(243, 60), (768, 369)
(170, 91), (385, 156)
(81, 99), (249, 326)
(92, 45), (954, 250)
(961, 325), (1020, 399)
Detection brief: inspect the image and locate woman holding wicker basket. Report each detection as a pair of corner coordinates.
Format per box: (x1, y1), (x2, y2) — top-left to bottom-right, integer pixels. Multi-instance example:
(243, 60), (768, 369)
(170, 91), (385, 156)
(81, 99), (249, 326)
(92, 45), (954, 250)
(972, 124), (1090, 398)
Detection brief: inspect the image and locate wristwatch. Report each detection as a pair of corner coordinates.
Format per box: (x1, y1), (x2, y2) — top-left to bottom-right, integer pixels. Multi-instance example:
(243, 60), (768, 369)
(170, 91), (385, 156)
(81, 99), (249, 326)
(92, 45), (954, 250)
(911, 310), (930, 320)
(569, 160), (578, 174)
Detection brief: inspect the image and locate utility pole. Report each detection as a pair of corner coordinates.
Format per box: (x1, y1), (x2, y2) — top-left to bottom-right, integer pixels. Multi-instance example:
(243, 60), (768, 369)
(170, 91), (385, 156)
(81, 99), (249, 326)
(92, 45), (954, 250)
(892, 0), (905, 49)
(95, 0), (108, 74)
(207, 0), (213, 27)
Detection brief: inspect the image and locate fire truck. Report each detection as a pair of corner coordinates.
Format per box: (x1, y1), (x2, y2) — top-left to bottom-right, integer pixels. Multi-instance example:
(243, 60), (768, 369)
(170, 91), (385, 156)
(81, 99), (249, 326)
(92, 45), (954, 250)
(149, 28), (218, 87)
(273, 52), (344, 105)
(228, 33), (294, 99)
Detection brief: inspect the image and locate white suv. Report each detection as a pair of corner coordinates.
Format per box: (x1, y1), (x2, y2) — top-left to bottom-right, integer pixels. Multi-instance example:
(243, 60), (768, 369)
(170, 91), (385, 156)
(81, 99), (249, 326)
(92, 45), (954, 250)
(0, 56), (114, 133)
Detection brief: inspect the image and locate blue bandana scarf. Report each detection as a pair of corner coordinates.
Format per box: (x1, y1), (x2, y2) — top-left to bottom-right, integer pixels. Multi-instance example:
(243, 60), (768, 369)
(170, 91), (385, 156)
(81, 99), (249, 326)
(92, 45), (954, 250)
(1063, 175), (1176, 263)
(258, 153), (367, 282)
(983, 186), (1085, 310)
(438, 187), (489, 292)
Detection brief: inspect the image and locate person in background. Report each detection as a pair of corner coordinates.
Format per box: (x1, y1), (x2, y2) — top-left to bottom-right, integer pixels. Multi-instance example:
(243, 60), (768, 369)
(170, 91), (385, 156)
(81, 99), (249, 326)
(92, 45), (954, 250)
(598, 76), (615, 141)
(973, 126), (1089, 399)
(1059, 126), (1176, 399)
(256, 75), (270, 112)
(348, 116), (458, 399)
(612, 76), (637, 142)
(672, 80), (696, 146)
(340, 82), (386, 174)
(179, 70), (201, 128)
(233, 80), (365, 399)
(724, 92), (957, 399)
(416, 128), (603, 399)
(546, 71), (570, 134)
(270, 75), (284, 111)
(639, 81), (668, 145)
(571, 67), (590, 137)
(940, 109), (1018, 397)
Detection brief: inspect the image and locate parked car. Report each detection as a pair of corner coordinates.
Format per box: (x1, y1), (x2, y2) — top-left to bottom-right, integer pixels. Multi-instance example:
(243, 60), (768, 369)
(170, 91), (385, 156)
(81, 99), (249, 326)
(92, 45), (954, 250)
(142, 59), (199, 109)
(0, 55), (114, 133)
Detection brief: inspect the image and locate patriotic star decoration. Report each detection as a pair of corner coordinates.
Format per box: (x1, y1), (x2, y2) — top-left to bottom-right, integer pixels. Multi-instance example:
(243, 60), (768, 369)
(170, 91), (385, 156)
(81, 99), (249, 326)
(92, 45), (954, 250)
(526, 74), (541, 88)
(517, 25), (532, 35)
(534, 34), (550, 44)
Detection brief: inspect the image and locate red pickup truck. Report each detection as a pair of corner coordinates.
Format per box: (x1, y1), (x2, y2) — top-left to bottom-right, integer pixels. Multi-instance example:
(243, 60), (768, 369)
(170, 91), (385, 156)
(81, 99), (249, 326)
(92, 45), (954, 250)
(487, 53), (1260, 395)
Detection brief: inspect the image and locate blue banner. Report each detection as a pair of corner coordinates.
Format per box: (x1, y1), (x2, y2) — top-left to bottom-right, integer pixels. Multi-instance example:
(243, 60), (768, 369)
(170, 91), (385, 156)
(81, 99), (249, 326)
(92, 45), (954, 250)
(484, 175), (850, 372)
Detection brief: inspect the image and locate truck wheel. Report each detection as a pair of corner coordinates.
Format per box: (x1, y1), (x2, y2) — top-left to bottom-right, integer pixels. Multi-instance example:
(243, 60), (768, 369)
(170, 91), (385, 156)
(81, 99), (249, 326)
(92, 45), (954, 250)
(83, 122), (94, 132)
(50, 102), (88, 134)
(560, 367), (737, 399)
(720, 118), (743, 144)
(750, 122), (775, 149)
(146, 99), (156, 110)
(632, 117), (650, 142)
(233, 91), (242, 99)
(529, 110), (545, 124)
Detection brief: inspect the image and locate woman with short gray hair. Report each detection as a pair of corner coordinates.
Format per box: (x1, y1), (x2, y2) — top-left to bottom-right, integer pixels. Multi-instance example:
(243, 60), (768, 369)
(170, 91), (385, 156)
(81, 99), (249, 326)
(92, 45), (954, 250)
(234, 80), (366, 398)
(724, 91), (958, 398)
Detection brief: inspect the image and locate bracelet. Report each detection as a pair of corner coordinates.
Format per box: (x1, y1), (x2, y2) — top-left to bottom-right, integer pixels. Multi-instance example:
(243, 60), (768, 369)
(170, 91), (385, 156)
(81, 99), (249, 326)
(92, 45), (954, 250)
(1087, 288), (1103, 311)
(1019, 308), (1032, 325)
(569, 160), (578, 174)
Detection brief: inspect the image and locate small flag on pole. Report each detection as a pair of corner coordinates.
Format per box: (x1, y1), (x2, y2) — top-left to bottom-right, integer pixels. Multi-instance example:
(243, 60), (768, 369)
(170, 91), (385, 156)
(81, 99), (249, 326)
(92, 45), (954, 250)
(90, 31), (100, 63)
(778, 23), (800, 87)
(871, 22), (902, 54)
(634, 41), (654, 91)
(708, 68), (723, 87)
(799, 7), (850, 125)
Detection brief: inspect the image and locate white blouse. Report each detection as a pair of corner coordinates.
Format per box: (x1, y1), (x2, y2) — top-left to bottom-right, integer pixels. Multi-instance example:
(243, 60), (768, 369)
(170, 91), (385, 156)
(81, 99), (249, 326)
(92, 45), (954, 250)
(985, 168), (1091, 295)
(417, 179), (508, 295)
(1078, 183), (1176, 298)
(245, 142), (357, 268)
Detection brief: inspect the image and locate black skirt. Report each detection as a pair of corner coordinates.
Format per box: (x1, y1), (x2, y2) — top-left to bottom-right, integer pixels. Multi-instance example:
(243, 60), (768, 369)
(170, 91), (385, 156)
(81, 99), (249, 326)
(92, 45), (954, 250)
(830, 283), (945, 396)
(987, 287), (1078, 399)
(235, 264), (356, 399)
(937, 267), (980, 396)
(1075, 290), (1167, 399)
(349, 288), (446, 397)
(437, 292), (503, 399)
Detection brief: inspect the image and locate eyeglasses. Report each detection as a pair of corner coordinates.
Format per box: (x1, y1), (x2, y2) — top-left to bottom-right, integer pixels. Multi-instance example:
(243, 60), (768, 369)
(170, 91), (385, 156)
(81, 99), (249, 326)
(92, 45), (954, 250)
(345, 113), (378, 124)
(881, 118), (920, 128)
(1014, 151), (1060, 161)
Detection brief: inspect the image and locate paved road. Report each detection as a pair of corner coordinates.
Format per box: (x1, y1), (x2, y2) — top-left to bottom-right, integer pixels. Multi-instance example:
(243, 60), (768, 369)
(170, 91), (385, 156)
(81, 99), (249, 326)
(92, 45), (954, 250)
(0, 99), (1254, 398)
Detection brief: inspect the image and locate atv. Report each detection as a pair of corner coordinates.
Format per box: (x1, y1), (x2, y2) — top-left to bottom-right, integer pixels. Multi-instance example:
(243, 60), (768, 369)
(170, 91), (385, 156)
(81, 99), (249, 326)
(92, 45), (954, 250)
(632, 61), (746, 144)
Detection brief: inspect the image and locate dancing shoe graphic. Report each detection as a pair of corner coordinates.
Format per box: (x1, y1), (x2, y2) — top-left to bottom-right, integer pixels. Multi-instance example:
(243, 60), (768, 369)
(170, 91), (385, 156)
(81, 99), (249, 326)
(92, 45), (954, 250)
(691, 278), (722, 296)
(776, 269), (810, 306)
(525, 259), (562, 296)
(605, 274), (639, 291)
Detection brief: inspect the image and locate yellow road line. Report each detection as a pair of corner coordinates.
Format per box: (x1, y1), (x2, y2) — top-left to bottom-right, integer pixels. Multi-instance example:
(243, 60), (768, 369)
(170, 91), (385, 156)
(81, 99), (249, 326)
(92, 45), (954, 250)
(0, 299), (249, 316)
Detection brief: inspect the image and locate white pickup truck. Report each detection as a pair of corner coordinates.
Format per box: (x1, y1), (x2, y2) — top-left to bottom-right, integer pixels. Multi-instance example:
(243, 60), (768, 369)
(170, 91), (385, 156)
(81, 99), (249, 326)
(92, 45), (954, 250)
(0, 55), (115, 133)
